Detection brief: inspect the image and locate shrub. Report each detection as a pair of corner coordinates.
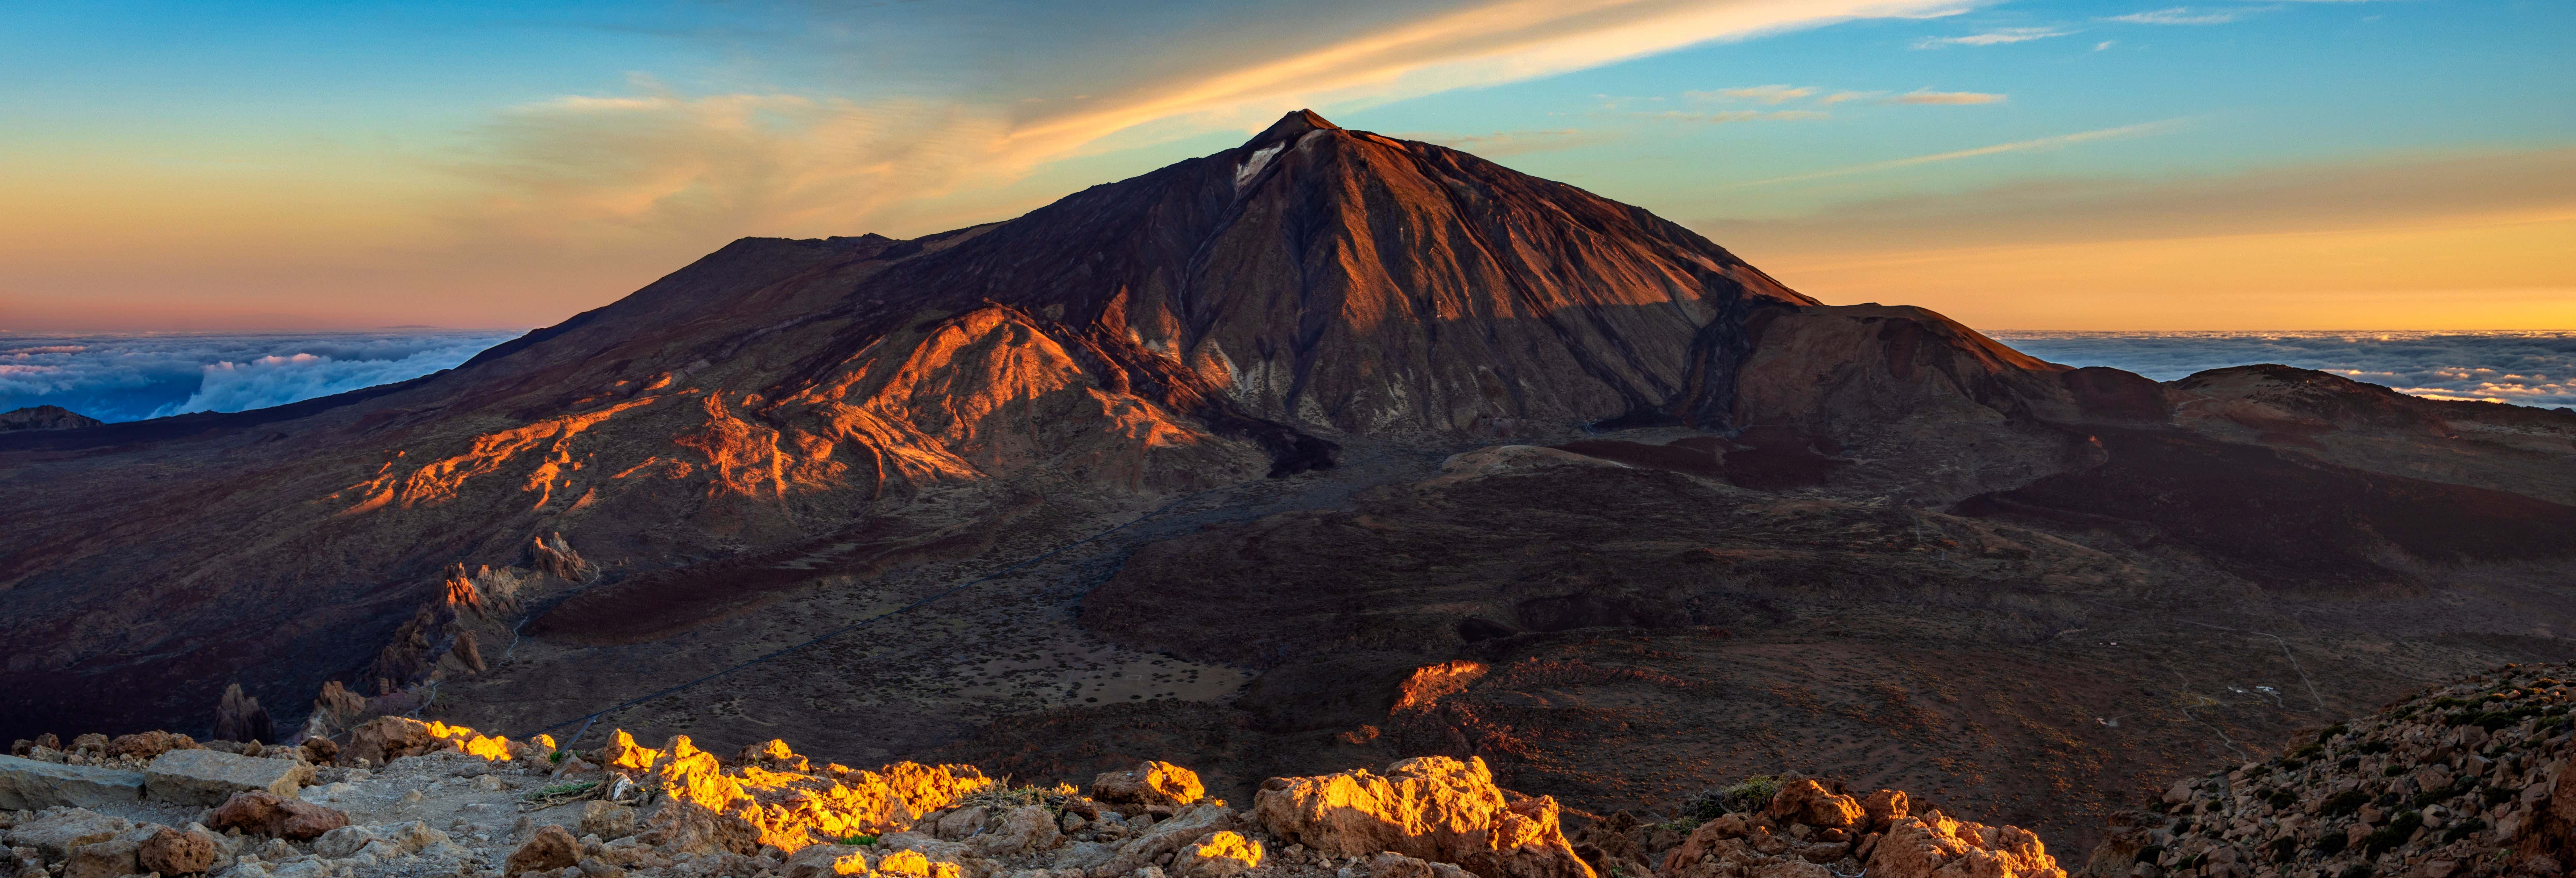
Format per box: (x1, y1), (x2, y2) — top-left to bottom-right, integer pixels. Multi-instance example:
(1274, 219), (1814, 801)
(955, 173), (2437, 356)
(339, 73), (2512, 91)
(2338, 865), (2372, 878)
(2270, 837), (2301, 863)
(2323, 791), (2372, 816)
(2317, 724), (2350, 743)
(2314, 833), (2348, 856)
(2134, 846), (2166, 865)
(2358, 741), (2392, 755)
(2413, 779), (2475, 809)
(2361, 811), (2423, 858)
(2441, 818), (2487, 844)
(2267, 789), (2300, 809)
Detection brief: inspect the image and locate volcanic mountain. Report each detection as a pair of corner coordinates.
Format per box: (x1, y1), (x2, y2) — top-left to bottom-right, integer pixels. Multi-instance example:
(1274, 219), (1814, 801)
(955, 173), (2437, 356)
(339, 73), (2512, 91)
(5, 111), (2575, 849)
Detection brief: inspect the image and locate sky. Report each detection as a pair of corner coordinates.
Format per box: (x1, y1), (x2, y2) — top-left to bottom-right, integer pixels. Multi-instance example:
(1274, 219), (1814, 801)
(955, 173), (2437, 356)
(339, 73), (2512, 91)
(0, 0), (2569, 333)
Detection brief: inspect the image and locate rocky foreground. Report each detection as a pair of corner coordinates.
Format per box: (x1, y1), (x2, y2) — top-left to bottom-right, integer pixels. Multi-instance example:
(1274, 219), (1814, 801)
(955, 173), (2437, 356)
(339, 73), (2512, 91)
(2085, 664), (2576, 878)
(3, 719), (2063, 878)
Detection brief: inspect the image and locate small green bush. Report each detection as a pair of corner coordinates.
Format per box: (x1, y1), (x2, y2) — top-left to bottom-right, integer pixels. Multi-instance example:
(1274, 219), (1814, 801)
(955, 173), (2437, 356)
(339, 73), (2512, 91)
(2267, 789), (2299, 809)
(2314, 833), (2348, 856)
(1682, 775), (1782, 820)
(2337, 865), (2372, 878)
(2441, 818), (2487, 844)
(2323, 790), (2372, 816)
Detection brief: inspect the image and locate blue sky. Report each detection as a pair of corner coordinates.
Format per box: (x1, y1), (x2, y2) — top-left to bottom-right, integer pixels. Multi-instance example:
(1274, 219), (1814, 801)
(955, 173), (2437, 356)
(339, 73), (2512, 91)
(1, 0), (2569, 330)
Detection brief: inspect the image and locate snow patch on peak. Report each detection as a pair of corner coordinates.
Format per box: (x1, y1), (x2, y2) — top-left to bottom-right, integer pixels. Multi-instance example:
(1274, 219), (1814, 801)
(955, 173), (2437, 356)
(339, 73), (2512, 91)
(1236, 143), (1286, 191)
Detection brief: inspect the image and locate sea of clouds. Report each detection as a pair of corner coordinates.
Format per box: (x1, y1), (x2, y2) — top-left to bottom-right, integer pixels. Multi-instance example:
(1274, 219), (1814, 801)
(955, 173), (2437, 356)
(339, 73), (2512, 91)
(0, 330), (523, 423)
(1986, 331), (2576, 409)
(6, 328), (2571, 425)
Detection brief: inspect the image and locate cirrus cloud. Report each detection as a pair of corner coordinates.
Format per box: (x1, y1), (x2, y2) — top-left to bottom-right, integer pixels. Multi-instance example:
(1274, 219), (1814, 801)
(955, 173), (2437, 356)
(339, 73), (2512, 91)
(2104, 7), (2246, 24)
(1912, 26), (2075, 48)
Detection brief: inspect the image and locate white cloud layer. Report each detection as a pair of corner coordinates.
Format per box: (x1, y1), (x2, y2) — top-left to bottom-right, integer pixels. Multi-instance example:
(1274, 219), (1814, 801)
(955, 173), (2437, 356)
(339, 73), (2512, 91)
(0, 331), (519, 423)
(1986, 331), (2576, 407)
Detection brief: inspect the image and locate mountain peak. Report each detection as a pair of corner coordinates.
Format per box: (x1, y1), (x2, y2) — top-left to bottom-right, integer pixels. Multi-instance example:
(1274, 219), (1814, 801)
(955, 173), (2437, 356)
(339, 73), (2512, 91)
(1243, 109), (1339, 149)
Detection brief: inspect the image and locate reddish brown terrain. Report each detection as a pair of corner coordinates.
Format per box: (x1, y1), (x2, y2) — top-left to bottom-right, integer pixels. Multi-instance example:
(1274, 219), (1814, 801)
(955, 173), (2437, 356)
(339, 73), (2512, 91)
(4, 111), (2573, 858)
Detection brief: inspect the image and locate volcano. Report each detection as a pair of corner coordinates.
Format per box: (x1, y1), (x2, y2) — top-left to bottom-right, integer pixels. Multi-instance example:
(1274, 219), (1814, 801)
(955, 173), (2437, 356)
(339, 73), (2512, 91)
(0, 109), (1843, 738)
(6, 113), (2576, 848)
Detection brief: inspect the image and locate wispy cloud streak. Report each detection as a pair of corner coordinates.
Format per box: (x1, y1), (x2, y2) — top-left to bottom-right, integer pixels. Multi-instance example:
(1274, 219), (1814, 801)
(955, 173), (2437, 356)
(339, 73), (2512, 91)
(1729, 120), (2185, 187)
(1913, 27), (2075, 47)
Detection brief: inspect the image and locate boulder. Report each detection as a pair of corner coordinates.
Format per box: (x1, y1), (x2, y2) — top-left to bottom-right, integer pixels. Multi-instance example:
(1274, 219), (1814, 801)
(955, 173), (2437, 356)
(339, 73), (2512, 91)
(3, 809), (135, 862)
(343, 717), (442, 768)
(507, 825), (579, 876)
(580, 802), (637, 841)
(1866, 812), (2063, 878)
(109, 732), (197, 761)
(207, 791), (350, 840)
(1175, 832), (1263, 878)
(937, 807), (991, 841)
(1094, 803), (1237, 877)
(62, 837), (139, 878)
(1762, 780), (1863, 829)
(785, 844), (872, 878)
(1859, 790), (1909, 831)
(637, 799), (758, 857)
(145, 749), (309, 805)
(970, 806), (1061, 858)
(1090, 762), (1205, 809)
(874, 849), (964, 878)
(139, 826), (217, 875)
(5, 845), (40, 878)
(1252, 756), (1594, 878)
(0, 756), (146, 810)
(1367, 852), (1477, 878)
(1049, 842), (1119, 873)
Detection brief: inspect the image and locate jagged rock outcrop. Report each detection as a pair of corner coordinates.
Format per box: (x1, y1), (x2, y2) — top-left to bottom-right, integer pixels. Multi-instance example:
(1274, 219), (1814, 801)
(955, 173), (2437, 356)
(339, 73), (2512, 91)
(214, 684), (275, 746)
(2084, 663), (2576, 878)
(1254, 756), (1594, 878)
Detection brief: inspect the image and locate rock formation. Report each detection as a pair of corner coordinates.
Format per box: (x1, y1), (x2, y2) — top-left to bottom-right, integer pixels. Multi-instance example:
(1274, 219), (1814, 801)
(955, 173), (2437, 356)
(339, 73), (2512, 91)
(2083, 662), (2576, 878)
(212, 686), (273, 748)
